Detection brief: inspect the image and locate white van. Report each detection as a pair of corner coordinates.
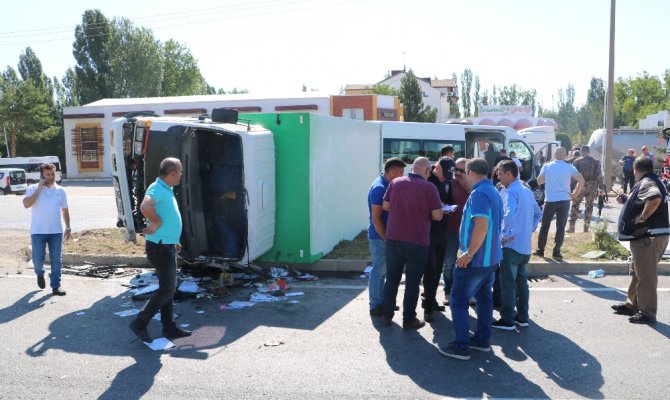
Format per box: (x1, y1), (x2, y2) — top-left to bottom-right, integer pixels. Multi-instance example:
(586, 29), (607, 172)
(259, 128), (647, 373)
(0, 156), (62, 183)
(109, 110), (275, 262)
(0, 168), (28, 195)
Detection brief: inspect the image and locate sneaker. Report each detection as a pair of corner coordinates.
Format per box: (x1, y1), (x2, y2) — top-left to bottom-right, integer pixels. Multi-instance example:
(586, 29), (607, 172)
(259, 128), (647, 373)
(468, 338), (491, 352)
(52, 287), (67, 296)
(163, 326), (192, 339)
(514, 318), (529, 328)
(37, 275), (46, 289)
(369, 305), (382, 317)
(611, 303), (636, 316)
(437, 343), (471, 360)
(533, 249), (544, 257)
(628, 312), (656, 324)
(552, 251), (563, 259)
(424, 309), (435, 322)
(402, 318), (426, 330)
(129, 320), (152, 343)
(492, 318), (516, 331)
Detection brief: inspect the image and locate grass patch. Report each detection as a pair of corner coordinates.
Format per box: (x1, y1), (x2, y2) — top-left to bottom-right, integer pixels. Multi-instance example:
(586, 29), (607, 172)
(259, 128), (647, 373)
(62, 228), (146, 256)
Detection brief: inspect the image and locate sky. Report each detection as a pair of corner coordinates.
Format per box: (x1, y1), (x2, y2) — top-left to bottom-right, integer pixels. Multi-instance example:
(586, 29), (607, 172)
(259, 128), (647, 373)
(0, 0), (667, 109)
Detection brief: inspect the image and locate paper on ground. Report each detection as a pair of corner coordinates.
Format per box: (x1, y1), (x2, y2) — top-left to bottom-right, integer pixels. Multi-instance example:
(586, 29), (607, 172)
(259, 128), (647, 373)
(115, 309), (141, 317)
(132, 284), (159, 296)
(178, 281), (201, 293)
(144, 337), (175, 351)
(226, 301), (256, 310)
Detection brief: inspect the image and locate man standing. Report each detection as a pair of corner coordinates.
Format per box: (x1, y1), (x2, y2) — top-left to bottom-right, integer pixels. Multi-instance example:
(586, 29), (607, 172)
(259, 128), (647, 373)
(493, 160), (542, 330)
(613, 156), (670, 324)
(568, 145), (604, 233)
(438, 158), (503, 361)
(380, 157), (443, 329)
(619, 149), (636, 194)
(641, 146), (654, 165)
(442, 158), (470, 305)
(130, 157), (192, 343)
(422, 157), (451, 322)
(23, 163), (70, 296)
(367, 157), (405, 317)
(535, 147), (585, 259)
(439, 145), (456, 182)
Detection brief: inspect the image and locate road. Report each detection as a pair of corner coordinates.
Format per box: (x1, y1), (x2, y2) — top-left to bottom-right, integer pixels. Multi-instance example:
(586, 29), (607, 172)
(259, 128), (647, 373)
(0, 271), (668, 399)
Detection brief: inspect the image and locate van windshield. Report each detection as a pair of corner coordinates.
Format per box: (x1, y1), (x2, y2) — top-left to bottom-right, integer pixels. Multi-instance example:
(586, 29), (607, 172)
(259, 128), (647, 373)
(9, 170), (25, 179)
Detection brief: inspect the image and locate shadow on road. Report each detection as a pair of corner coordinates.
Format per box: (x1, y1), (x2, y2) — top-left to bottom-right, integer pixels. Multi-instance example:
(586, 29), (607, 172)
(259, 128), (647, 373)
(0, 290), (50, 324)
(25, 283), (364, 398)
(562, 274), (628, 301)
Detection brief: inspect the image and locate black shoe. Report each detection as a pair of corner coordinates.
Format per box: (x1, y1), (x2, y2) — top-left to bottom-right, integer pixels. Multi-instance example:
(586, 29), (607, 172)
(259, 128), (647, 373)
(163, 326), (192, 339)
(431, 303), (446, 312)
(52, 287), (66, 296)
(130, 320), (152, 343)
(424, 309), (435, 322)
(370, 305), (382, 317)
(37, 275), (45, 289)
(611, 303), (636, 316)
(394, 305), (400, 311)
(628, 312), (656, 324)
(492, 318), (516, 331)
(552, 252), (563, 259)
(514, 318), (529, 328)
(533, 249), (544, 257)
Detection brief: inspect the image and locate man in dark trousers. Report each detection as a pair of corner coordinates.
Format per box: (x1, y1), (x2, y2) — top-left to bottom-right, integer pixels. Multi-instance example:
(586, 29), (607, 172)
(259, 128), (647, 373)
(380, 157), (443, 330)
(130, 157), (192, 343)
(613, 156), (670, 324)
(568, 145), (604, 233)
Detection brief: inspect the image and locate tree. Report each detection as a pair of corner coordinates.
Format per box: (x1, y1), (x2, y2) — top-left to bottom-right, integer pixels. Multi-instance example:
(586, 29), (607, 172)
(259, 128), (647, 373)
(449, 73), (460, 118)
(161, 40), (207, 96)
(399, 69), (436, 123)
(363, 84), (398, 96)
(473, 75), (481, 117)
(460, 68), (473, 117)
(72, 9), (113, 104)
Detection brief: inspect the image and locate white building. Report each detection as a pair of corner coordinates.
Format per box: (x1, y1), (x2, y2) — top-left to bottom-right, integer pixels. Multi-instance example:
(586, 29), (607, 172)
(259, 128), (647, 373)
(459, 105), (558, 132)
(639, 110), (670, 130)
(63, 93), (332, 179)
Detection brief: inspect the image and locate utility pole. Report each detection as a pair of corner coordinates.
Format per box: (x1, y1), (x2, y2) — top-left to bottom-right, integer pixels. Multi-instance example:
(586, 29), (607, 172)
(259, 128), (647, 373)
(603, 0), (616, 191)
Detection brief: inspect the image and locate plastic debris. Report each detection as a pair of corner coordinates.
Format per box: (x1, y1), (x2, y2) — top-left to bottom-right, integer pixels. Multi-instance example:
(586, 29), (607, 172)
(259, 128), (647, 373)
(115, 309), (141, 317)
(264, 340), (284, 347)
(178, 281), (201, 293)
(271, 266), (289, 278)
(129, 272), (159, 287)
(587, 269), (606, 279)
(132, 284), (159, 296)
(250, 292), (284, 303)
(225, 301), (256, 310)
(195, 310), (205, 314)
(145, 337), (175, 351)
(76, 312), (85, 316)
(285, 292), (304, 297)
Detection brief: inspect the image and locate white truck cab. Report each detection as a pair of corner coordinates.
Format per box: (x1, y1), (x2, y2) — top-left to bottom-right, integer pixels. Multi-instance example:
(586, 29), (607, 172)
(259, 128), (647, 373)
(109, 109), (275, 262)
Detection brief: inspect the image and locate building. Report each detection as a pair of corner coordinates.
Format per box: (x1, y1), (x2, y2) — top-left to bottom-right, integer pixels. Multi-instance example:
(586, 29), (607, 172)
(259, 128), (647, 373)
(459, 105), (559, 131)
(344, 69), (458, 122)
(639, 110), (670, 130)
(63, 92), (400, 179)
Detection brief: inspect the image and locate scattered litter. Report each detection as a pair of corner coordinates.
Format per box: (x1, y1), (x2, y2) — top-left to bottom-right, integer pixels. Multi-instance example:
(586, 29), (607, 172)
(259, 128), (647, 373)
(179, 324), (190, 328)
(250, 292), (284, 303)
(115, 309), (141, 317)
(132, 284), (160, 296)
(289, 300), (299, 304)
(271, 266), (289, 278)
(178, 281), (201, 293)
(581, 250), (607, 259)
(295, 272), (318, 281)
(76, 312), (85, 316)
(225, 301), (256, 310)
(285, 292), (304, 297)
(130, 272), (159, 288)
(587, 269), (606, 279)
(195, 310), (205, 314)
(145, 337), (175, 351)
(120, 302), (134, 308)
(264, 340), (285, 347)
(62, 263), (138, 279)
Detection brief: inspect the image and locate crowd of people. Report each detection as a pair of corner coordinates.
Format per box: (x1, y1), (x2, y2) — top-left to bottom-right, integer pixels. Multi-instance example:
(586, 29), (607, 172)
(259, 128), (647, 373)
(367, 143), (670, 361)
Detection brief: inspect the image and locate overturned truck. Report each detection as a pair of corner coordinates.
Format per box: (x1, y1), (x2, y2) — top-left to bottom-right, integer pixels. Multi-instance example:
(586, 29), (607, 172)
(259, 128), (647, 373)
(110, 109), (275, 262)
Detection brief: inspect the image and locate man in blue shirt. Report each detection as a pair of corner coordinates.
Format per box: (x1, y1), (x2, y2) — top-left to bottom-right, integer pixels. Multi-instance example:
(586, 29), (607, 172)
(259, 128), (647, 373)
(535, 147), (585, 259)
(130, 157), (191, 344)
(618, 149), (636, 194)
(493, 160), (542, 330)
(438, 158), (503, 361)
(367, 157), (405, 317)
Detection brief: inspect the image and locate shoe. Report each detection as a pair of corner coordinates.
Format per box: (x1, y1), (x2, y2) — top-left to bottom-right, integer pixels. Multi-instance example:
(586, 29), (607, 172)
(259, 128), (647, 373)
(424, 310), (435, 322)
(369, 305), (382, 317)
(468, 338), (491, 352)
(394, 306), (400, 311)
(130, 320), (153, 343)
(163, 326), (192, 339)
(566, 224), (575, 233)
(611, 303), (636, 316)
(492, 318), (516, 331)
(431, 303), (446, 312)
(380, 316), (392, 326)
(552, 252), (563, 259)
(533, 249), (544, 257)
(402, 318), (426, 329)
(628, 312), (656, 324)
(37, 275), (45, 289)
(514, 318), (529, 328)
(438, 343), (471, 360)
(583, 225), (590, 233)
(52, 287), (67, 296)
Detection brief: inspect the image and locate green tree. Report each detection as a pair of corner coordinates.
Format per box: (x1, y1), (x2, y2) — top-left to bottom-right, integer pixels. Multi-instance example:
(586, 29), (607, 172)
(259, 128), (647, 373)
(460, 68), (473, 117)
(363, 84), (398, 96)
(72, 9), (113, 104)
(449, 73), (460, 118)
(161, 40), (207, 96)
(473, 75), (481, 116)
(399, 69), (436, 123)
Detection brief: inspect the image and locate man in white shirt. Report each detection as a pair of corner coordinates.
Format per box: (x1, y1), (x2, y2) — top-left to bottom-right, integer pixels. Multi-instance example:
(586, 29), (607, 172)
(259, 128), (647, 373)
(23, 163), (70, 296)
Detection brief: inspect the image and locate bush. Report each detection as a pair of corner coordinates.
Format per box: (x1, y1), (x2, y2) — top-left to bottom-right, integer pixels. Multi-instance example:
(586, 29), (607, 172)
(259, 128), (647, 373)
(556, 133), (572, 151)
(592, 221), (629, 260)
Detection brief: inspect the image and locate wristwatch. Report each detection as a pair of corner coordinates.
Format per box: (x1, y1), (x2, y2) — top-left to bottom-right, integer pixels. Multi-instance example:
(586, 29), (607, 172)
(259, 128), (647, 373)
(463, 250), (472, 258)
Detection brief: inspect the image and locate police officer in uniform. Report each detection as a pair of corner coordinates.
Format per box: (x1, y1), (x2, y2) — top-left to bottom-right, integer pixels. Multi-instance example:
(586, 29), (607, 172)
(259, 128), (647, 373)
(568, 145), (603, 233)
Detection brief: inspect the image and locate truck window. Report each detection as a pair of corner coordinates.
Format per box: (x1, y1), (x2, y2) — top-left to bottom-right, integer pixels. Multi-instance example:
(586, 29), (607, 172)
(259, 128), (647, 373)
(383, 139), (421, 164)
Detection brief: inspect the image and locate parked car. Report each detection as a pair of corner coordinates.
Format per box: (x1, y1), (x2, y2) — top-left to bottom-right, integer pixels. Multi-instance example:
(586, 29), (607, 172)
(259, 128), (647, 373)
(0, 168), (27, 195)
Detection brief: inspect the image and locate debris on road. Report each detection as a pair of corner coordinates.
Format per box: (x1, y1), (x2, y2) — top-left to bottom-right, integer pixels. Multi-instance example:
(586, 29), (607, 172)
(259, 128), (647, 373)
(587, 269), (606, 278)
(145, 337), (175, 351)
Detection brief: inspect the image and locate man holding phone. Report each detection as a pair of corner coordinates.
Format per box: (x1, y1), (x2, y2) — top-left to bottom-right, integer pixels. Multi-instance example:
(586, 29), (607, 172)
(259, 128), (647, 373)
(23, 163), (70, 296)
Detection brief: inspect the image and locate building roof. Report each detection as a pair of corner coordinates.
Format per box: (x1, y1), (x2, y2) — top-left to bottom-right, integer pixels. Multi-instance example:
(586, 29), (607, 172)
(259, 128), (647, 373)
(431, 79), (456, 88)
(81, 92), (329, 108)
(344, 84), (371, 91)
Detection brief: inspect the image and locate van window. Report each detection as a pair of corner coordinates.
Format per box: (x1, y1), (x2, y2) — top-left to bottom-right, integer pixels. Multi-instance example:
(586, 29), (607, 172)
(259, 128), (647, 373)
(423, 140), (465, 161)
(507, 140), (531, 160)
(383, 139), (421, 164)
(10, 170), (25, 179)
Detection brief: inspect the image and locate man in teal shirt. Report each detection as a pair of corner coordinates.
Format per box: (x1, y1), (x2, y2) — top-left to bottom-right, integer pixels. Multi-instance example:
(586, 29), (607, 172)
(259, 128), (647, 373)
(130, 157), (191, 343)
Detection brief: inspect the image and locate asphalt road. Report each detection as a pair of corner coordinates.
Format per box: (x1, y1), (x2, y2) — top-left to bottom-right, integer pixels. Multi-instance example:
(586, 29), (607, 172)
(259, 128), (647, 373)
(0, 270), (668, 399)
